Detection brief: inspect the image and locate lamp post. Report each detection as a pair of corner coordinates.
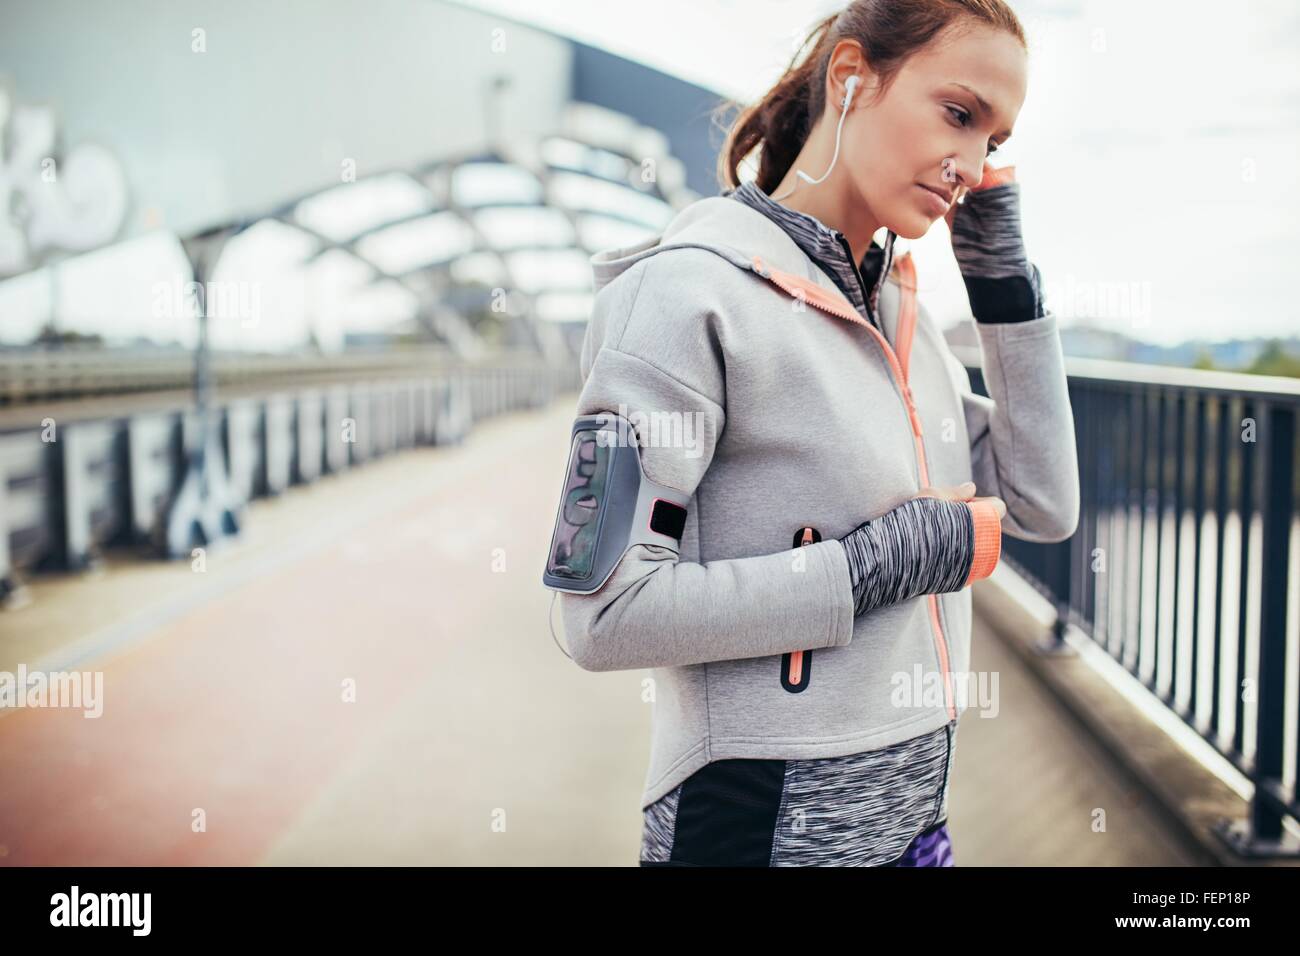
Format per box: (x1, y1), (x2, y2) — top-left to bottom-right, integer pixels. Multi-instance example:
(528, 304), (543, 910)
(163, 224), (246, 558)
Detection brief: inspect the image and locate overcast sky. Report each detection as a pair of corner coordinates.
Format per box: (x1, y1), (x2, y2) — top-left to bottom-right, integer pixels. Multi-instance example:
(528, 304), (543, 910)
(460, 0), (1300, 345)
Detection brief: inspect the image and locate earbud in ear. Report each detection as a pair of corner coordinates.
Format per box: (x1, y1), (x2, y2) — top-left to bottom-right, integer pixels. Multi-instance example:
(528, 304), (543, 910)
(841, 75), (860, 109)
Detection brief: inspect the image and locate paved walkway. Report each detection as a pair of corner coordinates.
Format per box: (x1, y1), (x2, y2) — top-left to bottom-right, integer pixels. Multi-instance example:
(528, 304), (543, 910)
(0, 396), (1197, 865)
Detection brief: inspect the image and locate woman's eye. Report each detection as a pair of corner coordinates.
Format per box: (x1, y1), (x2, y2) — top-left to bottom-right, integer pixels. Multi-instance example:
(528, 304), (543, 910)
(947, 104), (999, 155)
(945, 105), (970, 127)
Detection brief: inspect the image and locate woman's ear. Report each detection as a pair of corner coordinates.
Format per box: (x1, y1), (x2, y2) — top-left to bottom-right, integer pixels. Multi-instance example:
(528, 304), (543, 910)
(826, 38), (874, 111)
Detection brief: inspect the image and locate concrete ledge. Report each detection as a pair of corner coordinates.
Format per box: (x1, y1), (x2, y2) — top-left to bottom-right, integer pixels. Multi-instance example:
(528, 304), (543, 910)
(974, 563), (1300, 867)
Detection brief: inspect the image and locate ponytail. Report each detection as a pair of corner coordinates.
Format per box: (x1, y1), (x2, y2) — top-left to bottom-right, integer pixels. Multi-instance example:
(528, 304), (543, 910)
(714, 11), (841, 194)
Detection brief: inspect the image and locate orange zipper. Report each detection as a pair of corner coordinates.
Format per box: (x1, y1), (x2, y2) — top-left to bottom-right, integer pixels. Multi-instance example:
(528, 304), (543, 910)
(782, 526), (820, 692)
(751, 254), (957, 721)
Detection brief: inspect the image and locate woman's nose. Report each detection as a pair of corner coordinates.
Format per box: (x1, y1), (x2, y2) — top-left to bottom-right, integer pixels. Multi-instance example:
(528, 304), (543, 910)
(944, 154), (983, 190)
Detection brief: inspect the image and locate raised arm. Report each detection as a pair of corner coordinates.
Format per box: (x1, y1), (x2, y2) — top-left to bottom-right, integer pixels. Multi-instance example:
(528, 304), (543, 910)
(942, 164), (1080, 542)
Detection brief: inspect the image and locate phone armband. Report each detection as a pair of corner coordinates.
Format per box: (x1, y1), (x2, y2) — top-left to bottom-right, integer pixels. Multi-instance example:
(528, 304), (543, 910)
(541, 412), (691, 594)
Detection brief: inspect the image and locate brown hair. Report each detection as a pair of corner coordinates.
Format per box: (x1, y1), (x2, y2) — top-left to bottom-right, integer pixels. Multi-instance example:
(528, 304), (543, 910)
(714, 0), (1026, 193)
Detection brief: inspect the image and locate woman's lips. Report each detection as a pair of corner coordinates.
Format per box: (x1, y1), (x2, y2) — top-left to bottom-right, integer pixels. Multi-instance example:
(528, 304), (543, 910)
(916, 184), (951, 216)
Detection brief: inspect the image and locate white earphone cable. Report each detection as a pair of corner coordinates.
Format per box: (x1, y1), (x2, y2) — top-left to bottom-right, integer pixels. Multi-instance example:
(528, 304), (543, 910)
(771, 75), (859, 202)
(549, 590), (573, 660)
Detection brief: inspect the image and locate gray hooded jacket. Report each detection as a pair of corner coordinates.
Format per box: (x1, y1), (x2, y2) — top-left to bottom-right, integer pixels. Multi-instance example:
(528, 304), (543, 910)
(556, 192), (1079, 811)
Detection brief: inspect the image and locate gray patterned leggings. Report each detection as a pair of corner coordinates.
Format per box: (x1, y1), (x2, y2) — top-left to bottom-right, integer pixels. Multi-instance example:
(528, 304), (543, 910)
(639, 722), (956, 866)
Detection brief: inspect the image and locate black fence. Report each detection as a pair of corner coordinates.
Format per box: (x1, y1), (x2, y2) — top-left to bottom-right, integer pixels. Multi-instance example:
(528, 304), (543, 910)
(964, 354), (1300, 854)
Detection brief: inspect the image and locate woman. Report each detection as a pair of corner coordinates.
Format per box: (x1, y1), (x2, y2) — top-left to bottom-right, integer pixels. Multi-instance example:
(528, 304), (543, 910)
(546, 0), (1079, 866)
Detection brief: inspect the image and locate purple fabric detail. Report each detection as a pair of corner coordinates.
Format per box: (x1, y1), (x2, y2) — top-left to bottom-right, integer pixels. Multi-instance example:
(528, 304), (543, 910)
(891, 822), (954, 867)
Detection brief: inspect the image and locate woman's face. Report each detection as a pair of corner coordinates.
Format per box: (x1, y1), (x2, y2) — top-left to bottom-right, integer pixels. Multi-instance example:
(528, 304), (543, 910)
(837, 23), (1028, 240)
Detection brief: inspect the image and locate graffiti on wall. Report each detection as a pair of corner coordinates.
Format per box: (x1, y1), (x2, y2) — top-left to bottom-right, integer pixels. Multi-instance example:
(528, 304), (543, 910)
(0, 79), (129, 276)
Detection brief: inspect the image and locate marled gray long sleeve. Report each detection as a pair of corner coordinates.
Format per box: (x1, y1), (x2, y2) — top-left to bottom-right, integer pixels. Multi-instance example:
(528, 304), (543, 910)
(842, 496), (975, 616)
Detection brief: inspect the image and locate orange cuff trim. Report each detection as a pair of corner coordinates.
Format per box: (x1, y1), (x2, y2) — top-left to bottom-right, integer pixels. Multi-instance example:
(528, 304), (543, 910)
(963, 499), (1002, 586)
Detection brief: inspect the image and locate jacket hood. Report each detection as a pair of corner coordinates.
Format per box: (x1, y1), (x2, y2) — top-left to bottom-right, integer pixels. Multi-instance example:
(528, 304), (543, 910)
(589, 194), (857, 296)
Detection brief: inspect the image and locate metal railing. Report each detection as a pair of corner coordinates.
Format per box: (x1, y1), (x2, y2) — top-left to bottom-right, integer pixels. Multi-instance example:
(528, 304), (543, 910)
(958, 348), (1300, 856)
(0, 351), (582, 596)
(0, 345), (550, 406)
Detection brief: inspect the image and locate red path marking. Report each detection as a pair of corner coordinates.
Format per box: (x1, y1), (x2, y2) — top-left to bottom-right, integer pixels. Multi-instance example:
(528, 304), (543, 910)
(0, 474), (483, 865)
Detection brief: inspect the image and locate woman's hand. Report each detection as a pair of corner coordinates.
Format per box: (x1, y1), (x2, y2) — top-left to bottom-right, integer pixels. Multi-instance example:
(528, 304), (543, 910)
(841, 481), (1005, 617)
(943, 161), (1043, 323)
(943, 161), (1015, 233)
(943, 161), (1025, 260)
(915, 480), (1007, 521)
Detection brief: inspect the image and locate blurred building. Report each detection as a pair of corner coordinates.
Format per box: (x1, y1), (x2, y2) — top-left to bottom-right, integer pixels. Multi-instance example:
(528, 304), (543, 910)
(0, 0), (725, 371)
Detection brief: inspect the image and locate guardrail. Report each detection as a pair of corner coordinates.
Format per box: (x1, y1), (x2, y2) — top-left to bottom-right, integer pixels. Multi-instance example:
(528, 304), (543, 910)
(954, 346), (1300, 857)
(0, 349), (581, 598)
(0, 345), (537, 406)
